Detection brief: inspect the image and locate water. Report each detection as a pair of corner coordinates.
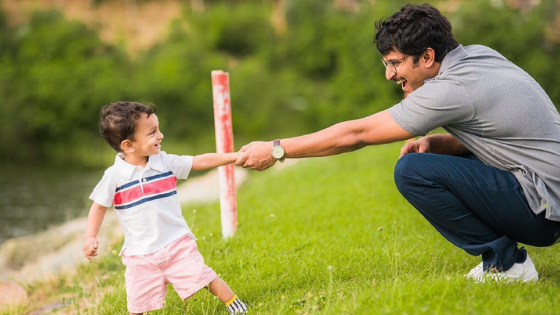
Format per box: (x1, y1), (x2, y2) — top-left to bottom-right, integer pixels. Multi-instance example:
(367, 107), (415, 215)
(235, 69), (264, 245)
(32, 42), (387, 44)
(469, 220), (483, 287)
(0, 164), (104, 244)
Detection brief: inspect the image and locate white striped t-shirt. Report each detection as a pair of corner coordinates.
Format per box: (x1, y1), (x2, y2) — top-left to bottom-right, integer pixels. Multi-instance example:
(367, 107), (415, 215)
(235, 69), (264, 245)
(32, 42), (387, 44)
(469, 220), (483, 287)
(90, 151), (195, 255)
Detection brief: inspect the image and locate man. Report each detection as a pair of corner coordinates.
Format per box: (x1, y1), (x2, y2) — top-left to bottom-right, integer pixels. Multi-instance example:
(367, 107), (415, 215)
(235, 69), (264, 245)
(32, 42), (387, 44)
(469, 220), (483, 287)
(234, 4), (560, 282)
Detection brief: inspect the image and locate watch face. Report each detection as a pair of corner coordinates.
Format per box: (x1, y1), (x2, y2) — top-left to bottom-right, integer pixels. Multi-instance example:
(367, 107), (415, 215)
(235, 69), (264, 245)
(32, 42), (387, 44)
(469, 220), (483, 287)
(272, 146), (285, 159)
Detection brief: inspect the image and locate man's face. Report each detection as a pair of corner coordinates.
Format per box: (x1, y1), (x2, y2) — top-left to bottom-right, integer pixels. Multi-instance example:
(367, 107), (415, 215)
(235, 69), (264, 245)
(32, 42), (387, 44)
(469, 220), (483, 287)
(382, 49), (436, 98)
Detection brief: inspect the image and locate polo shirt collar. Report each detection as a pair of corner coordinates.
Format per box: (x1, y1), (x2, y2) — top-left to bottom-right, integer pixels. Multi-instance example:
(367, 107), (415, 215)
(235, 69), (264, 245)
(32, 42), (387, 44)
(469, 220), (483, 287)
(438, 44), (467, 75)
(147, 153), (165, 172)
(113, 153), (165, 179)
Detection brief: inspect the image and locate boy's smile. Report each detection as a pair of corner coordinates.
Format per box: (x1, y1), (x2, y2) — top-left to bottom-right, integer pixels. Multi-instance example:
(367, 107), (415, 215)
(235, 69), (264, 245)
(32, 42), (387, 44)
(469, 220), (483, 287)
(123, 113), (164, 166)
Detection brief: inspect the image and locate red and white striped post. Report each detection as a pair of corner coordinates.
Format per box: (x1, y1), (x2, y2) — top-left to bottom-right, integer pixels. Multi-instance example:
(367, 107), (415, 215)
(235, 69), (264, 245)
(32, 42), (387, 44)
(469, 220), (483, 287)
(211, 70), (237, 239)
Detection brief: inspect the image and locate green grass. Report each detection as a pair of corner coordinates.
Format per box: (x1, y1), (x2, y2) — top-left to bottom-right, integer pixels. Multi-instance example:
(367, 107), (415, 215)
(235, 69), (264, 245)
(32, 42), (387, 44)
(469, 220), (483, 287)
(7, 142), (560, 315)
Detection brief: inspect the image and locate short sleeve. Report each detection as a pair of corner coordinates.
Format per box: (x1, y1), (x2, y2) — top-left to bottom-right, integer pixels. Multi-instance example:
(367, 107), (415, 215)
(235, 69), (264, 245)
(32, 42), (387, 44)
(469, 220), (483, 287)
(161, 152), (193, 180)
(389, 79), (474, 136)
(89, 170), (118, 208)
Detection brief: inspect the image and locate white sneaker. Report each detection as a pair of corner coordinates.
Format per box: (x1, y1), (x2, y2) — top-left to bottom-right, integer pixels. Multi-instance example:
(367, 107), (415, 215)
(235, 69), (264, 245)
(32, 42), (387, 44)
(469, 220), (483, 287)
(465, 261), (484, 280)
(466, 249), (538, 283)
(491, 252), (539, 282)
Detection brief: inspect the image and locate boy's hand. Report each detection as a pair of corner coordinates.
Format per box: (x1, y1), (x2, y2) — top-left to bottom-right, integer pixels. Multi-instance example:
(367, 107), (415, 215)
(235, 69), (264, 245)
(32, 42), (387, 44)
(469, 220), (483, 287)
(235, 141), (277, 171)
(83, 236), (99, 260)
(235, 151), (246, 164)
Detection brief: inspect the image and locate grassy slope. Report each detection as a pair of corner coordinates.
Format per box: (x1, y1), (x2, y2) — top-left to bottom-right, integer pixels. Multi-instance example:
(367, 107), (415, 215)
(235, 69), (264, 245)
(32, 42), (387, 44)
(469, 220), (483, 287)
(6, 142), (560, 315)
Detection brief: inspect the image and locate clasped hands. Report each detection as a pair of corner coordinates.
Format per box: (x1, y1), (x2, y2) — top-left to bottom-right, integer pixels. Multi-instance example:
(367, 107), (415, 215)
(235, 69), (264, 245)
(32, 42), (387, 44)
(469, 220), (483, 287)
(234, 141), (277, 171)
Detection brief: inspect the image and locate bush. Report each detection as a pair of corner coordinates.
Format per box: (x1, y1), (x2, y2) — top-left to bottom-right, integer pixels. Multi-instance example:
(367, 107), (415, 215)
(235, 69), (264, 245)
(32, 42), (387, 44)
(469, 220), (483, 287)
(0, 10), (129, 162)
(451, 0), (560, 104)
(1, 0), (559, 164)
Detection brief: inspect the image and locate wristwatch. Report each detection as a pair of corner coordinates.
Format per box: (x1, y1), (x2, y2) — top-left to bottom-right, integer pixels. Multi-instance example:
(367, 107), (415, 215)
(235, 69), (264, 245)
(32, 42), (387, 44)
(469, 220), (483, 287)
(271, 139), (285, 163)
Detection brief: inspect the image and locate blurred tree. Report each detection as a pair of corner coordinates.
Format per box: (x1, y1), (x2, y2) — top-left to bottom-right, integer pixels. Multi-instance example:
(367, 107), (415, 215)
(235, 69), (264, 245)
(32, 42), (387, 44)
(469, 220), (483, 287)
(1, 0), (559, 165)
(451, 0), (560, 108)
(269, 0), (287, 35)
(0, 10), (129, 162)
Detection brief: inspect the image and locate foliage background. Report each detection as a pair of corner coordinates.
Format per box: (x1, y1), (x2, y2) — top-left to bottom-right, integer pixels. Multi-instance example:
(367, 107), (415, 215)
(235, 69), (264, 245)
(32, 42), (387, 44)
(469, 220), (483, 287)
(1, 0), (559, 165)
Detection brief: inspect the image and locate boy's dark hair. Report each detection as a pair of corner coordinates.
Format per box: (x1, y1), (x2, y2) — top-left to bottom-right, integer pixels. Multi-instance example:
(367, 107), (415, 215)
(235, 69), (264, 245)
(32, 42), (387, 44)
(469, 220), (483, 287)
(99, 101), (156, 152)
(374, 4), (458, 63)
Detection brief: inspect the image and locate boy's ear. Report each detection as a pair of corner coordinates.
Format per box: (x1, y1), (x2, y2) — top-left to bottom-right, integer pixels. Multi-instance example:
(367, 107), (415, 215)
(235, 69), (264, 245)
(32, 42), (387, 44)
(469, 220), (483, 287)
(120, 139), (134, 153)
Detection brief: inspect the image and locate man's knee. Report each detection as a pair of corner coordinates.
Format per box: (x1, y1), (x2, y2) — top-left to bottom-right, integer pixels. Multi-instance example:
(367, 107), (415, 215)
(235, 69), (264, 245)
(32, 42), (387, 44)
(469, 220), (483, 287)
(393, 153), (424, 194)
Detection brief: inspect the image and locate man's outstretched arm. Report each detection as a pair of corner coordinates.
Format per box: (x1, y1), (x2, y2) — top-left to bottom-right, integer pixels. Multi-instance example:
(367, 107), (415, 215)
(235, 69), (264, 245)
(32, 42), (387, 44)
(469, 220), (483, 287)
(235, 110), (414, 171)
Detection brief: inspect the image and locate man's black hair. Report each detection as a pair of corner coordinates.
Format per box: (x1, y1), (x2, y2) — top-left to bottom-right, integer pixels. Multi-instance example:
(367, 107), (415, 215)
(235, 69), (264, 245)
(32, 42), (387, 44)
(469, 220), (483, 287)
(374, 4), (458, 62)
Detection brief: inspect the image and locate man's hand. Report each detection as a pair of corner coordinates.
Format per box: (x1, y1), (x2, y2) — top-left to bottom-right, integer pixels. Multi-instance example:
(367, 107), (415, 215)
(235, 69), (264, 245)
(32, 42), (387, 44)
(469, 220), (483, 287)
(235, 141), (277, 171)
(399, 137), (430, 158)
(83, 236), (99, 260)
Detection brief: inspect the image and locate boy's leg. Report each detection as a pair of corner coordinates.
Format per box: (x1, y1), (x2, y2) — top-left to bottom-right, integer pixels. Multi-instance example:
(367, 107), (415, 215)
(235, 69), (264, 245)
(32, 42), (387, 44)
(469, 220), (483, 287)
(394, 153), (560, 271)
(207, 277), (235, 302)
(122, 253), (167, 314)
(207, 277), (248, 314)
(164, 235), (247, 313)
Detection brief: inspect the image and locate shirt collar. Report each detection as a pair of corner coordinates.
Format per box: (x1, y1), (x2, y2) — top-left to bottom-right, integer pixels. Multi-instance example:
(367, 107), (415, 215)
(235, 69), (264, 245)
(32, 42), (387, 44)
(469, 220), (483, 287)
(438, 44), (467, 75)
(147, 153), (165, 172)
(113, 152), (165, 179)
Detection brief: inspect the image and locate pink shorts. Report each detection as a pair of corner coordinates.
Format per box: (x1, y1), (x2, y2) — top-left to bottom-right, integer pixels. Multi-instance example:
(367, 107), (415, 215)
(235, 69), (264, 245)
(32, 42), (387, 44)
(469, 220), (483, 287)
(121, 234), (218, 313)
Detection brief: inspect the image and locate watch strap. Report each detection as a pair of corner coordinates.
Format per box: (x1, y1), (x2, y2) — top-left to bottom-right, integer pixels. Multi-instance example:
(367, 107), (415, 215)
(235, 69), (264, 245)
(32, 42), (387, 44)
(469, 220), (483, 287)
(272, 139), (285, 162)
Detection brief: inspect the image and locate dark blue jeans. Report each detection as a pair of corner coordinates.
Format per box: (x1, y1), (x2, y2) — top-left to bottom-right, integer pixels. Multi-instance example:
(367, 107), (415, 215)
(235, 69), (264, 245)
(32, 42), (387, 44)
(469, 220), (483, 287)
(394, 153), (560, 271)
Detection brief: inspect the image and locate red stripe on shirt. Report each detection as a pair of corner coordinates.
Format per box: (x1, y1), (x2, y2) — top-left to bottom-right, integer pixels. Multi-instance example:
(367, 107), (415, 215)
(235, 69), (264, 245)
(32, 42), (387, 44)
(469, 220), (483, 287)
(114, 176), (177, 206)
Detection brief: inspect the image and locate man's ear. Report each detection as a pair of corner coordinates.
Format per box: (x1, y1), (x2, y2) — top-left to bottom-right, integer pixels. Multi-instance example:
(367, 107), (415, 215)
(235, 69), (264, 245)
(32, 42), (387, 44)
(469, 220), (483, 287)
(120, 139), (134, 153)
(423, 48), (436, 68)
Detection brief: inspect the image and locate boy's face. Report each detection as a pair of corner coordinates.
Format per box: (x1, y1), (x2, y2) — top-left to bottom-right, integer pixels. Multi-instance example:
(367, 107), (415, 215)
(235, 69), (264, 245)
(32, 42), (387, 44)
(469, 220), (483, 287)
(127, 113), (164, 158)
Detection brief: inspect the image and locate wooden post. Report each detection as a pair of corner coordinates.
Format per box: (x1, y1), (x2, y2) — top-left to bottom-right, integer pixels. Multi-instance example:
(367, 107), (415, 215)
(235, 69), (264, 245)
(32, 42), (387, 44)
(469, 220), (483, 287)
(211, 70), (237, 238)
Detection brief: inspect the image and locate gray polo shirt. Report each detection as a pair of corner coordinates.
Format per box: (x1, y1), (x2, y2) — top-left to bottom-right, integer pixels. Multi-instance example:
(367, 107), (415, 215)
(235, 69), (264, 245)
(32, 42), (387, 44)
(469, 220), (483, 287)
(389, 44), (560, 221)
